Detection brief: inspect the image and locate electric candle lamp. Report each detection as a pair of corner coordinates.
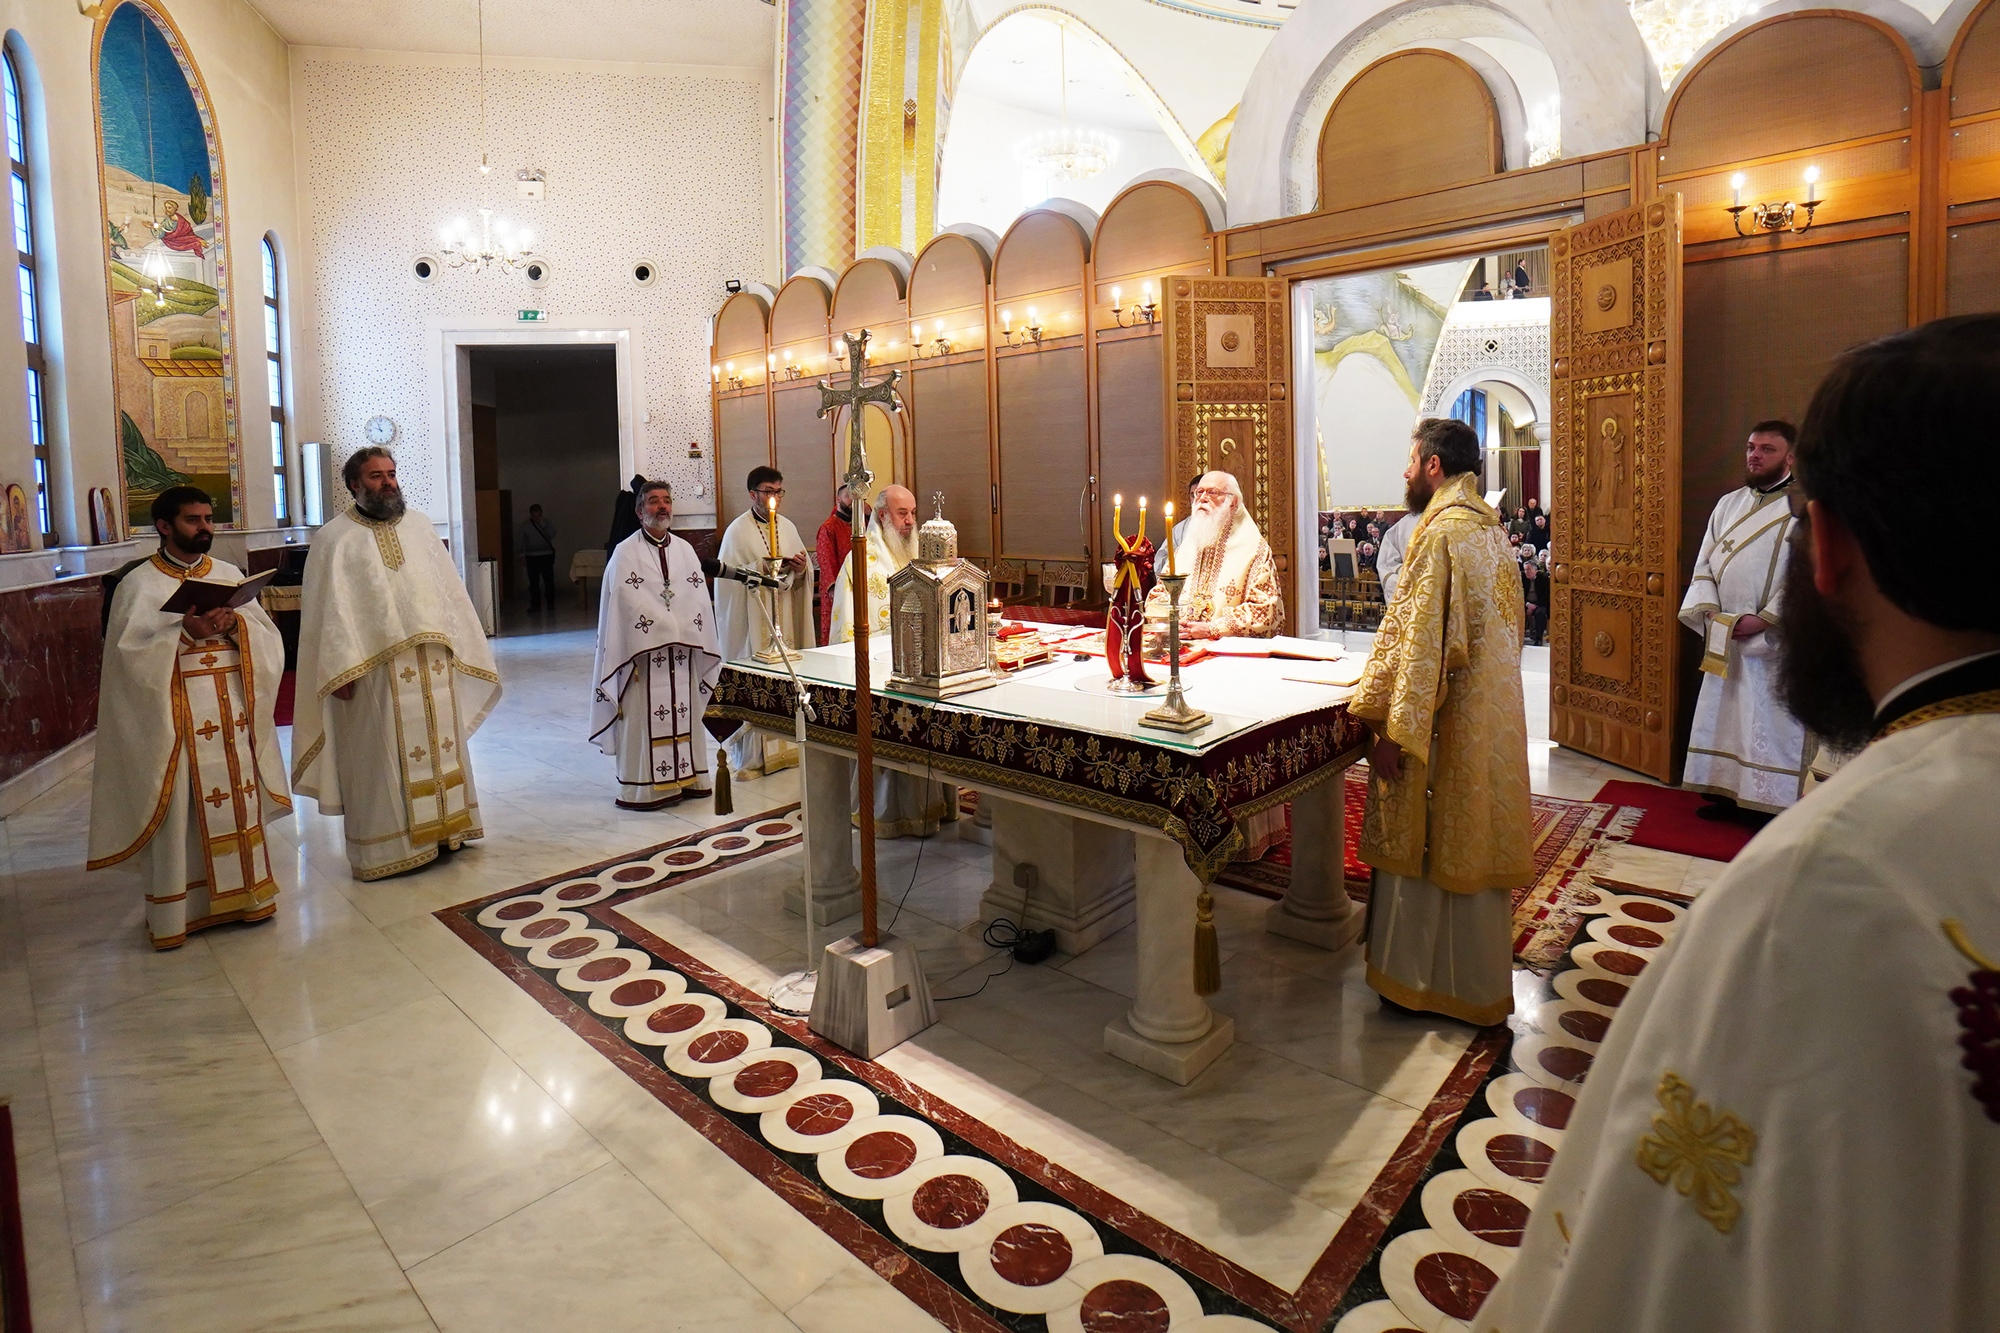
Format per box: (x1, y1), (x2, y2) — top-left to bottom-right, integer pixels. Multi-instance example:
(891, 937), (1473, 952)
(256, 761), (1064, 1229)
(1111, 285), (1123, 312)
(912, 323), (922, 345)
(1142, 281), (1154, 303)
(711, 364), (720, 383)
(934, 319), (944, 335)
(1730, 172), (1744, 206)
(1164, 502), (1175, 574)
(1001, 309), (1012, 332)
(1804, 164), (1820, 203)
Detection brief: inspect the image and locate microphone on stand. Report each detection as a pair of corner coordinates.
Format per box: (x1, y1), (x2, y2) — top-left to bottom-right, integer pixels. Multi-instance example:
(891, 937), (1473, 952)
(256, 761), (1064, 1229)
(702, 557), (784, 589)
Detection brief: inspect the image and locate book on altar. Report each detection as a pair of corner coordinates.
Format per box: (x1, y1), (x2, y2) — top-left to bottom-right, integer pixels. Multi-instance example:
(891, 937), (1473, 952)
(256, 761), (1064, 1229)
(1203, 635), (1345, 661)
(1282, 659), (1367, 688)
(1140, 643), (1210, 667)
(158, 569), (276, 616)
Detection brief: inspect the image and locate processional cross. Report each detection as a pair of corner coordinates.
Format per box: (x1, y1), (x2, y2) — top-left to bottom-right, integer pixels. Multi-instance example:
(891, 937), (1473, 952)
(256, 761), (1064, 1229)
(816, 329), (901, 947)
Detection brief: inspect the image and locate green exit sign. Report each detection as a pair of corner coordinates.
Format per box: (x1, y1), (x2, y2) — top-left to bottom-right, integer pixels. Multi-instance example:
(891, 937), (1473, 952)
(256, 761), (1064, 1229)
(517, 309), (548, 322)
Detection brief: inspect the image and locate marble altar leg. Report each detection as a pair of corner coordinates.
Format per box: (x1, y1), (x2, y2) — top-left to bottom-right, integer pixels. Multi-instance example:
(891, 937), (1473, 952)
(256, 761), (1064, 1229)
(787, 746), (863, 925)
(1266, 774), (1364, 950)
(1103, 833), (1235, 1085)
(979, 796), (1136, 956)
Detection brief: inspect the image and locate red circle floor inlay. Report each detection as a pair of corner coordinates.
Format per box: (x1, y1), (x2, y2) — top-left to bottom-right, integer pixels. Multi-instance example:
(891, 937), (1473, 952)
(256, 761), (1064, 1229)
(1619, 900), (1676, 923)
(1079, 1279), (1171, 1333)
(1413, 1250), (1498, 1320)
(911, 1175), (988, 1229)
(1513, 1085), (1575, 1130)
(712, 836), (751, 850)
(732, 1060), (799, 1098)
(609, 978), (668, 1007)
(1593, 949), (1648, 976)
(1539, 1045), (1594, 1084)
(521, 918), (569, 939)
(784, 1092), (854, 1136)
(1577, 977), (1630, 1007)
(664, 850), (705, 865)
(687, 1029), (749, 1064)
(546, 936), (598, 960)
(612, 866), (654, 882)
(1559, 1009), (1612, 1043)
(1607, 923), (1665, 949)
(844, 1131), (917, 1180)
(575, 957), (630, 983)
(1453, 1188), (1532, 1247)
(495, 901), (541, 920)
(1486, 1133), (1557, 1183)
(556, 883), (602, 901)
(754, 822), (792, 836)
(990, 1222), (1072, 1287)
(646, 1003), (707, 1034)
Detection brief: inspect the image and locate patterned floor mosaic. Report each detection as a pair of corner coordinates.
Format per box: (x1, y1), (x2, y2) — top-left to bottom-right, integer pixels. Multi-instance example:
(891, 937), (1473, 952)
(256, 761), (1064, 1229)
(437, 807), (1676, 1332)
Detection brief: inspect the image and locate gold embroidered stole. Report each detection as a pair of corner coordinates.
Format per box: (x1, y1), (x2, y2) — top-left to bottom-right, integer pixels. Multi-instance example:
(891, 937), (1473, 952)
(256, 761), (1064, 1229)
(1876, 689), (2000, 740)
(351, 512), (406, 570)
(390, 643), (477, 845)
(171, 633), (277, 909)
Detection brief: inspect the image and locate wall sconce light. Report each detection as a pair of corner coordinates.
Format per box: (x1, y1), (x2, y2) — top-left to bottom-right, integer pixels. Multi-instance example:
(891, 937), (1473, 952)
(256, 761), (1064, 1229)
(782, 348), (802, 380)
(1111, 281), (1158, 328)
(724, 360), (745, 391)
(1727, 165), (1822, 236)
(912, 318), (953, 359)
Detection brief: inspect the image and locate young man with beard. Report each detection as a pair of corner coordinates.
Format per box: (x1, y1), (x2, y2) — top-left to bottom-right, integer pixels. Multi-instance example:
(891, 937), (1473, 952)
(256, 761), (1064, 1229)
(293, 448), (502, 879)
(1678, 419), (1807, 820)
(1351, 418), (1531, 1024)
(89, 486), (291, 948)
(590, 481), (721, 809)
(1476, 315), (2000, 1333)
(714, 467), (813, 780)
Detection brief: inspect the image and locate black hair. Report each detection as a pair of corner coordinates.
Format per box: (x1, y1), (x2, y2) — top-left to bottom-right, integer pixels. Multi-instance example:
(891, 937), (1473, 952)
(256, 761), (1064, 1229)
(342, 446), (394, 492)
(1412, 417), (1481, 478)
(1749, 419), (1798, 445)
(1795, 314), (2000, 633)
(151, 485), (212, 527)
(747, 465), (784, 492)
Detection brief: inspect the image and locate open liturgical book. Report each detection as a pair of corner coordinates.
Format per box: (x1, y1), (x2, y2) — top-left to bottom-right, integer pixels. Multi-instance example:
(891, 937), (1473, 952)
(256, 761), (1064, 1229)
(158, 569), (276, 616)
(1203, 635), (1347, 661)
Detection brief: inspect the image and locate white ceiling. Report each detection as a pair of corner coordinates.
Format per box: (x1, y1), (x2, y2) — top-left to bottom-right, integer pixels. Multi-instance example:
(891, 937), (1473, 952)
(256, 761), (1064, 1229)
(249, 0), (776, 69)
(959, 13), (1159, 133)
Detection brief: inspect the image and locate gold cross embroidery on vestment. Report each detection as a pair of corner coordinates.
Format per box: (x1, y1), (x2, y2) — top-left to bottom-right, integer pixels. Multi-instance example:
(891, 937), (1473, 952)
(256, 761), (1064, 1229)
(197, 720), (220, 740)
(1635, 1071), (1757, 1233)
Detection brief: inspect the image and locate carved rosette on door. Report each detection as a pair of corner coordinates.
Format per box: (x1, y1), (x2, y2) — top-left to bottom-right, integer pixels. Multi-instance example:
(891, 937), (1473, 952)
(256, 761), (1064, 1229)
(1548, 196), (1683, 780)
(1163, 278), (1293, 627)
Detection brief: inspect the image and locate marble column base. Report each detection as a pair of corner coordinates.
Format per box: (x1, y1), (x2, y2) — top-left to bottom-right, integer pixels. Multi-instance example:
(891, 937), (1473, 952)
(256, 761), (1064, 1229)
(956, 797), (994, 847)
(790, 746), (862, 924)
(1265, 898), (1365, 950)
(808, 932), (935, 1059)
(1103, 1013), (1236, 1086)
(1264, 770), (1363, 953)
(979, 796), (1136, 956)
(782, 876), (864, 926)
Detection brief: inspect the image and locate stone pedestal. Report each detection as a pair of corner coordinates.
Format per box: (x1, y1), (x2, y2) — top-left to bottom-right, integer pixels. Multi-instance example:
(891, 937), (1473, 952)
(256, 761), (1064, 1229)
(1103, 833), (1234, 1085)
(979, 796), (1136, 956)
(808, 932), (935, 1059)
(1265, 774), (1364, 951)
(957, 793), (994, 846)
(787, 747), (863, 925)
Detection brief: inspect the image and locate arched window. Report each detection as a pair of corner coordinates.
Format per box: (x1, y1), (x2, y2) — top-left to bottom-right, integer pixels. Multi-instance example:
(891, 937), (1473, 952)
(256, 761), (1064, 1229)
(4, 44), (49, 543)
(262, 235), (288, 523)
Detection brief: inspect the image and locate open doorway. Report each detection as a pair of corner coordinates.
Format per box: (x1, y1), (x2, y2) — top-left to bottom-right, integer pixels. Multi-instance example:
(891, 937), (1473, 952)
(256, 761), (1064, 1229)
(467, 345), (619, 636)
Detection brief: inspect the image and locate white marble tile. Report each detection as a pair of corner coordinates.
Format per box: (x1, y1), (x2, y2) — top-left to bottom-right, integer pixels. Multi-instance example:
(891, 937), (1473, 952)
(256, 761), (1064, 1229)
(408, 1162), (795, 1333)
(786, 1260), (952, 1333)
(73, 1144), (433, 1332)
(276, 993), (611, 1265)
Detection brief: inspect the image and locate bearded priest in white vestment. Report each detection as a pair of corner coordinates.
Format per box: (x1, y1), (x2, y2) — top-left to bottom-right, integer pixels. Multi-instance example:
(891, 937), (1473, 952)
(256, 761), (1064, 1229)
(89, 487), (290, 949)
(293, 448), (501, 881)
(1352, 421), (1531, 1025)
(591, 481), (722, 808)
(829, 484), (954, 838)
(715, 465), (813, 781)
(1144, 470), (1285, 858)
(1478, 317), (2000, 1333)
(1677, 420), (1808, 814)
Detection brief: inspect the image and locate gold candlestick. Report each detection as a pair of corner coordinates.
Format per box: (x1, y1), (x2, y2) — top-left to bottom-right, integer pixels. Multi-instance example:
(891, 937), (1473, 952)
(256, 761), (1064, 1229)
(1141, 573), (1210, 733)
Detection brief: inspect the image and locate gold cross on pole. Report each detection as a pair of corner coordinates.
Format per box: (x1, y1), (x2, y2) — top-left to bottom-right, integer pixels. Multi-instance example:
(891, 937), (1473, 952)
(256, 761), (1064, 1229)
(816, 329), (900, 948)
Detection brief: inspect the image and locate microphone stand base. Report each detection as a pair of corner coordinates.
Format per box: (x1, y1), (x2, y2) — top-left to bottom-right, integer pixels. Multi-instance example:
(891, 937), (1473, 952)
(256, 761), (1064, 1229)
(768, 968), (817, 1017)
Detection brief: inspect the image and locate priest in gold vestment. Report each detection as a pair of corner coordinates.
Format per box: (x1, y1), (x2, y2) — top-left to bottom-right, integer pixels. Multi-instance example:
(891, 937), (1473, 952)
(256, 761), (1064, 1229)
(1351, 419), (1531, 1024)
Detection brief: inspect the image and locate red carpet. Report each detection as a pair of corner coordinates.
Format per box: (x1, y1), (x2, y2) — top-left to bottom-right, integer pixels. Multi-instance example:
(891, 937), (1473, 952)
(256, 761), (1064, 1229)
(1590, 779), (1753, 861)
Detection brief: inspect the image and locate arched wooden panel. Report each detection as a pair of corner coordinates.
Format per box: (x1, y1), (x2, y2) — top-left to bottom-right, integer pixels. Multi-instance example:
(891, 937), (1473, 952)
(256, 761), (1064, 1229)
(831, 258), (909, 361)
(908, 231), (994, 560)
(1317, 52), (1500, 214)
(1946, 0), (2000, 313)
(1952, 0), (2000, 119)
(1661, 15), (1915, 176)
(993, 208), (1090, 565)
(1094, 335), (1167, 561)
(1093, 181), (1211, 284)
(714, 291), (769, 362)
(995, 210), (1090, 304)
(771, 276), (832, 364)
(712, 291), (770, 530)
(767, 277), (836, 531)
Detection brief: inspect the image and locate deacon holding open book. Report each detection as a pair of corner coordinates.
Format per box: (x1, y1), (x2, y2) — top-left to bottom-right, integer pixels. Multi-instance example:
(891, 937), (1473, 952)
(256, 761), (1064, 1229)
(88, 486), (291, 949)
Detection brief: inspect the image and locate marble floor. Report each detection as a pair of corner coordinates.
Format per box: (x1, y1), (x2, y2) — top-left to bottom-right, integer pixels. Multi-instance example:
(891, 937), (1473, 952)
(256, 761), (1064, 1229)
(0, 630), (1720, 1331)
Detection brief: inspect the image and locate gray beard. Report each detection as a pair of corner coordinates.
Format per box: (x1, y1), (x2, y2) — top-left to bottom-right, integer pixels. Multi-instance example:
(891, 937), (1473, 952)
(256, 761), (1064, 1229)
(642, 516), (672, 540)
(355, 489), (406, 522)
(879, 520), (918, 570)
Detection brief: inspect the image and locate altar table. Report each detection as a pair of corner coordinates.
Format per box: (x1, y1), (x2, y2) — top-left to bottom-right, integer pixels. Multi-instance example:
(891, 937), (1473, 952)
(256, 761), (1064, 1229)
(710, 644), (1369, 1082)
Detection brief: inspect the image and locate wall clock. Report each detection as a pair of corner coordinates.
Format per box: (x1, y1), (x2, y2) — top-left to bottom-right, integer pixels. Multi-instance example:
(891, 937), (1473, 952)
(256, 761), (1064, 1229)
(365, 415), (398, 446)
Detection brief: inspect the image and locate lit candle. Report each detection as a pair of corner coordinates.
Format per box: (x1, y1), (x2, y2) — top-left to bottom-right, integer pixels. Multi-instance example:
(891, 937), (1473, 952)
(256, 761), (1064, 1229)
(1027, 305), (1038, 328)
(782, 348), (792, 363)
(912, 323), (923, 345)
(1112, 493), (1123, 540)
(767, 352), (775, 369)
(934, 319), (944, 336)
(711, 364), (720, 383)
(1142, 281), (1154, 305)
(1803, 164), (1820, 203)
(1111, 285), (1122, 312)
(767, 494), (780, 559)
(1164, 501), (1175, 575)
(1001, 309), (1012, 333)
(1730, 172), (1744, 207)
(1138, 496), (1147, 541)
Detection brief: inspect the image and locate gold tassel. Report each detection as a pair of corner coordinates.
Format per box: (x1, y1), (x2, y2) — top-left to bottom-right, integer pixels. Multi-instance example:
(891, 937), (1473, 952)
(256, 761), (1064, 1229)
(712, 762), (733, 816)
(1192, 887), (1221, 996)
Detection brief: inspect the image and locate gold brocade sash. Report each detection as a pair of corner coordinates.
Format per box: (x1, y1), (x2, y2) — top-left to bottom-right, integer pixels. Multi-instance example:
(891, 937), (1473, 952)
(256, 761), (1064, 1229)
(173, 636), (278, 909)
(1875, 689), (2000, 741)
(391, 643), (476, 846)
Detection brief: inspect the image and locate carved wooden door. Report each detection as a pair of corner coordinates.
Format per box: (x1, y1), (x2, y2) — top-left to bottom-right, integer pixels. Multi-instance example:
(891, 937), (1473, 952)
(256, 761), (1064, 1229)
(1548, 195), (1683, 780)
(1162, 277), (1293, 625)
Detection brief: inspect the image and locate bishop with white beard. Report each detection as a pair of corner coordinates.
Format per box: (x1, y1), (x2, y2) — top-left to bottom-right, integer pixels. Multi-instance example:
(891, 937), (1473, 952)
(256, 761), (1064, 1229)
(828, 485), (954, 838)
(591, 481), (722, 808)
(293, 448), (501, 880)
(714, 466), (813, 780)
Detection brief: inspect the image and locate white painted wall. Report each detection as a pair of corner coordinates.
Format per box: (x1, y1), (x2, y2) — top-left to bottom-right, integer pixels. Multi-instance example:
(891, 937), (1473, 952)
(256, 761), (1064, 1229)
(290, 49), (773, 531)
(1316, 353), (1414, 512)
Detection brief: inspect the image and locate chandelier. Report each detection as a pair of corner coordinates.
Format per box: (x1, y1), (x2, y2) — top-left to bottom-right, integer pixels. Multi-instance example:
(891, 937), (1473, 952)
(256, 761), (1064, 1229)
(1014, 19), (1118, 185)
(433, 0), (541, 276)
(1630, 0), (1761, 86)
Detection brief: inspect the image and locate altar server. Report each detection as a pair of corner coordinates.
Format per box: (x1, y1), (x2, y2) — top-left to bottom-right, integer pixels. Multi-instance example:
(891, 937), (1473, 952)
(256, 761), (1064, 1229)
(815, 482), (852, 645)
(89, 486), (290, 948)
(1678, 420), (1808, 815)
(1477, 316), (2000, 1333)
(293, 447), (501, 880)
(829, 484), (953, 837)
(1352, 418), (1531, 1024)
(715, 466), (812, 780)
(591, 480), (722, 808)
